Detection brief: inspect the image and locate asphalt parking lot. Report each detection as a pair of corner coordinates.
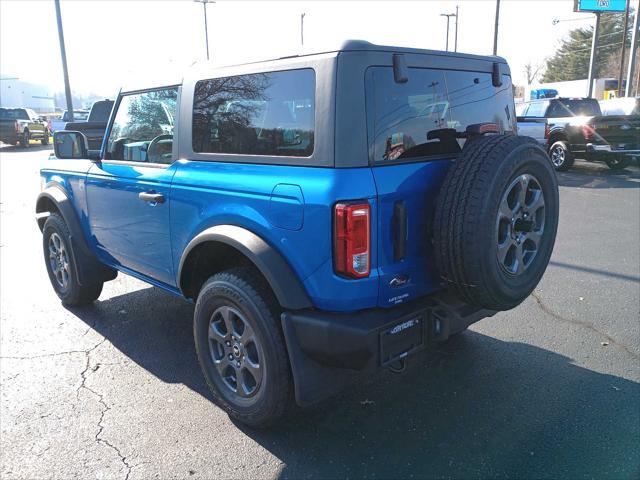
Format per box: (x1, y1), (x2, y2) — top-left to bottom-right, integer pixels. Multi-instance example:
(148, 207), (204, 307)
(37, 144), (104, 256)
(1, 144), (638, 479)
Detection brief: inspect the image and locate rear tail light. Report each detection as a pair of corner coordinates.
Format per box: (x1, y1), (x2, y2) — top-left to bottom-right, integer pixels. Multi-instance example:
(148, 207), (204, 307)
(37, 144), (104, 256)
(334, 202), (371, 278)
(14, 121), (20, 133)
(582, 123), (596, 141)
(544, 123), (550, 139)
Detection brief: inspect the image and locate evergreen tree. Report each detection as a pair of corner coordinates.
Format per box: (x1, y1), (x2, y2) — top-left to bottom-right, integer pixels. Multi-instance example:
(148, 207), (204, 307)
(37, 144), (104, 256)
(542, 12), (631, 83)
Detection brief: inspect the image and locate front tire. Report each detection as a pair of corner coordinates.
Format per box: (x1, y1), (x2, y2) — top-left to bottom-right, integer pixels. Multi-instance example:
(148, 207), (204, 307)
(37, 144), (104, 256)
(42, 213), (103, 306)
(549, 140), (573, 171)
(193, 267), (292, 428)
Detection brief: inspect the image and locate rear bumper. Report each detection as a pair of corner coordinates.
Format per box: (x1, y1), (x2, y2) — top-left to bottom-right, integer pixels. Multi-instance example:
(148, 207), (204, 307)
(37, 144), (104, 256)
(281, 290), (496, 406)
(586, 143), (640, 158)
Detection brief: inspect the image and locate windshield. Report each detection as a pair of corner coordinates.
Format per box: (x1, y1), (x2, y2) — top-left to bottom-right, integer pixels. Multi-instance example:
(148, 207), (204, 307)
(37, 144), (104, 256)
(366, 67), (516, 162)
(0, 108), (29, 120)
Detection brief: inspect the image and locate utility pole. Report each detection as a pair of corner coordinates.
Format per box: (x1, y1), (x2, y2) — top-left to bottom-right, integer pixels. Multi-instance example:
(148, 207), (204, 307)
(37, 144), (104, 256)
(54, 0), (73, 122)
(440, 13), (455, 51)
(454, 5), (459, 52)
(617, 0), (631, 96)
(625, 0), (640, 97)
(587, 12), (601, 98)
(492, 0), (500, 55)
(194, 0), (214, 60)
(301, 13), (305, 47)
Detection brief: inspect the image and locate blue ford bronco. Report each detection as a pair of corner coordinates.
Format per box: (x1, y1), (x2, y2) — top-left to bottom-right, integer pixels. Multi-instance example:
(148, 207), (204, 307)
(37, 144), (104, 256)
(37, 41), (559, 427)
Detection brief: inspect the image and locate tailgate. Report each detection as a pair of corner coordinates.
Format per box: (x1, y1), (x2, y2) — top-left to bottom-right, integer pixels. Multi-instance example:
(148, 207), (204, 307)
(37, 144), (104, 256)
(592, 115), (640, 146)
(366, 65), (516, 308)
(372, 162), (451, 307)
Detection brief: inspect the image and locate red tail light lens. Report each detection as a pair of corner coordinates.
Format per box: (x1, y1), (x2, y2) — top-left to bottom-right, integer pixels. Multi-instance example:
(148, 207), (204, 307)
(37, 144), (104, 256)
(334, 202), (371, 278)
(544, 123), (550, 139)
(14, 121), (20, 133)
(582, 123), (595, 141)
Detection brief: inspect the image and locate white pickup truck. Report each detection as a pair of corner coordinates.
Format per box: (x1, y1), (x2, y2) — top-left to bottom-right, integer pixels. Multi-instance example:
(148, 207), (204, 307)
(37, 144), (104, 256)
(516, 102), (547, 146)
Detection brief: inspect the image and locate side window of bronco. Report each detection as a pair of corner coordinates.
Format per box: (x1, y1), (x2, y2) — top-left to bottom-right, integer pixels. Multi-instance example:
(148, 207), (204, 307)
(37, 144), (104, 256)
(366, 68), (515, 163)
(106, 87), (179, 164)
(192, 69), (315, 157)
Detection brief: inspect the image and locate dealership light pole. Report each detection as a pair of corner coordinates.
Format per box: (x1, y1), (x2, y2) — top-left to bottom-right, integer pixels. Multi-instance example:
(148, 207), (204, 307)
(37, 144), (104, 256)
(617, 0), (630, 96)
(194, 0), (214, 60)
(454, 5), (459, 52)
(493, 0), (501, 55)
(587, 12), (601, 97)
(440, 13), (455, 51)
(54, 0), (73, 122)
(301, 13), (305, 46)
(625, 0), (640, 96)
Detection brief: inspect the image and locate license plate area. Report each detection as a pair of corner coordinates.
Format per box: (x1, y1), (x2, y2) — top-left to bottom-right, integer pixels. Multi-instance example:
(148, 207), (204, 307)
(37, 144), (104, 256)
(380, 314), (425, 366)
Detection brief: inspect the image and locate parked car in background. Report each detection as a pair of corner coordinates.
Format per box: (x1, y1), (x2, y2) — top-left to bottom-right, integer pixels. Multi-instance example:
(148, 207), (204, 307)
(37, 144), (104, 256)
(0, 107), (49, 147)
(64, 99), (114, 150)
(50, 109), (89, 133)
(518, 97), (640, 171)
(599, 97), (640, 116)
(39, 41), (559, 427)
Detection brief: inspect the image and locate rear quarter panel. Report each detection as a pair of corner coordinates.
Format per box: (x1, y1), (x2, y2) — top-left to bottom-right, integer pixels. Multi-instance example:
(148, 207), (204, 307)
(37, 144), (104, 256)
(170, 161), (380, 311)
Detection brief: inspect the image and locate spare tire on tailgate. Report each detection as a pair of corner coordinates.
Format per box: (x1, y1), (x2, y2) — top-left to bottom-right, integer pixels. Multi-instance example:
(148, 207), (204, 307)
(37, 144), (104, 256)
(433, 135), (559, 311)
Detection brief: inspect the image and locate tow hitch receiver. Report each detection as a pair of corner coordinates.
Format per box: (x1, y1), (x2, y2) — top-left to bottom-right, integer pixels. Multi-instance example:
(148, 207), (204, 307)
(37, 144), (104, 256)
(380, 315), (425, 366)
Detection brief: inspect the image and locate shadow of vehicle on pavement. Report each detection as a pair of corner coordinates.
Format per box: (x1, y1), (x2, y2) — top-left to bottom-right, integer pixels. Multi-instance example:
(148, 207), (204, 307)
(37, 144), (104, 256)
(0, 143), (53, 154)
(70, 286), (640, 479)
(557, 160), (640, 189)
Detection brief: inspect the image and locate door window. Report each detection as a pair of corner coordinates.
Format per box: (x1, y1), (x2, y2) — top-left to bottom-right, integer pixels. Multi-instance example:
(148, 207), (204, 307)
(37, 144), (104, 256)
(106, 87), (179, 164)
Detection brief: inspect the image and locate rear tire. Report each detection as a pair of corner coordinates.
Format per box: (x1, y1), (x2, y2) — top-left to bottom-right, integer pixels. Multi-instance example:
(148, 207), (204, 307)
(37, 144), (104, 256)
(433, 135), (559, 311)
(42, 213), (103, 306)
(193, 267), (292, 428)
(604, 155), (630, 170)
(19, 130), (30, 148)
(548, 140), (573, 171)
(41, 130), (50, 145)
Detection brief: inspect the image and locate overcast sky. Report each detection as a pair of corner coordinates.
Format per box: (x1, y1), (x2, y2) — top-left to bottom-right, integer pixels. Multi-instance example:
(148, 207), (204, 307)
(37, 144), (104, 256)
(1, 0), (598, 96)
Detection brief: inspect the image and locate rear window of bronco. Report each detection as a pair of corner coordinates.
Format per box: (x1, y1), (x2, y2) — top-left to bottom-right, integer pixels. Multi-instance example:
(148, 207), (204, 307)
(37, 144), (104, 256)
(192, 68), (315, 157)
(366, 67), (515, 163)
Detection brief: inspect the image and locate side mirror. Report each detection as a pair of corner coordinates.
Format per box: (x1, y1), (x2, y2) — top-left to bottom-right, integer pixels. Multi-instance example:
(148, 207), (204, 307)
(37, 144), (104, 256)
(53, 131), (88, 159)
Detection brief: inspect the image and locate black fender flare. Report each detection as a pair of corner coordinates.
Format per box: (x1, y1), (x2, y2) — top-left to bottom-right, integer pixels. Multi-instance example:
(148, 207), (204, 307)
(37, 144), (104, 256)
(178, 225), (312, 310)
(36, 184), (117, 286)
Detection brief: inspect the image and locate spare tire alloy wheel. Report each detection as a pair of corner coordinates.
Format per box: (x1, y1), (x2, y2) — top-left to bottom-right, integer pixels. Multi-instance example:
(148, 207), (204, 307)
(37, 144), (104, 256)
(496, 174), (545, 276)
(208, 305), (263, 398)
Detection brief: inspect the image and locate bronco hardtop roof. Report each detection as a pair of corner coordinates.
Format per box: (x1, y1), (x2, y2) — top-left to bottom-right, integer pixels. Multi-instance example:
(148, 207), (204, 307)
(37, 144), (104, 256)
(200, 39), (509, 70)
(122, 40), (510, 93)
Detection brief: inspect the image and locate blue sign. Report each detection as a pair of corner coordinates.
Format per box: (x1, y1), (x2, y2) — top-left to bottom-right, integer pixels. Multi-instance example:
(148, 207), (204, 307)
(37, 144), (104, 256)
(575, 0), (626, 12)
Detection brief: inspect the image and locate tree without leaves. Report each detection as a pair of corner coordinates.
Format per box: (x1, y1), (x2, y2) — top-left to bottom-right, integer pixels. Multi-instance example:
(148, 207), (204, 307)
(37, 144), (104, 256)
(524, 61), (544, 85)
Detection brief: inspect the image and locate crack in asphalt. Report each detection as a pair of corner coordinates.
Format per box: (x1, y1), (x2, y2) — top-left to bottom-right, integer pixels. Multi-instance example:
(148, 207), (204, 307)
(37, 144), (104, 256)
(76, 338), (134, 480)
(531, 291), (639, 360)
(1, 349), (93, 360)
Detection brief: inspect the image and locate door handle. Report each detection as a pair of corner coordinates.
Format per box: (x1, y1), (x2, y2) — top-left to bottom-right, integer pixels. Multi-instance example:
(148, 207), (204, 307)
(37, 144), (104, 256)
(138, 191), (165, 204)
